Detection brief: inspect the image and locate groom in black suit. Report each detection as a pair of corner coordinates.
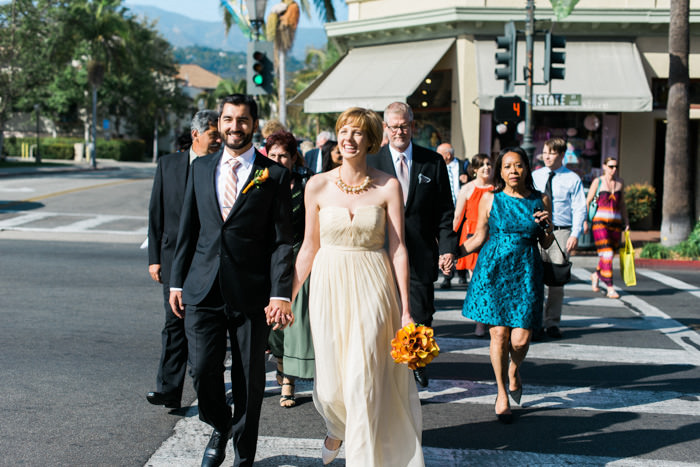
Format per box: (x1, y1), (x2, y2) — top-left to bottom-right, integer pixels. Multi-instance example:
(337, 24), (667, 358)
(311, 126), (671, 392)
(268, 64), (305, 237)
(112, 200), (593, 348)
(146, 109), (220, 410)
(368, 102), (456, 387)
(169, 94), (294, 467)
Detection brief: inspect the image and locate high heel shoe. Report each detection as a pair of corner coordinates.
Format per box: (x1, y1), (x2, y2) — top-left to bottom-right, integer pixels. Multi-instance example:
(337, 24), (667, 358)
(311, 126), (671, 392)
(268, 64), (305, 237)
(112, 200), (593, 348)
(494, 395), (513, 424)
(509, 368), (523, 405)
(321, 435), (342, 465)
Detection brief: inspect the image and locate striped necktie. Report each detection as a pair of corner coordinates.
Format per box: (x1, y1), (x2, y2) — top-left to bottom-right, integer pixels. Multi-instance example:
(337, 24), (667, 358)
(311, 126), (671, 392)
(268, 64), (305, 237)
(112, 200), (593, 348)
(221, 158), (240, 220)
(397, 153), (409, 204)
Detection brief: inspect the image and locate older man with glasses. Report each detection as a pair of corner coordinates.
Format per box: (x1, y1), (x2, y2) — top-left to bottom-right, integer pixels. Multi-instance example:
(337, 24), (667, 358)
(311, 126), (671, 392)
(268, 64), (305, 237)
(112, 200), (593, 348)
(532, 137), (586, 340)
(368, 102), (457, 387)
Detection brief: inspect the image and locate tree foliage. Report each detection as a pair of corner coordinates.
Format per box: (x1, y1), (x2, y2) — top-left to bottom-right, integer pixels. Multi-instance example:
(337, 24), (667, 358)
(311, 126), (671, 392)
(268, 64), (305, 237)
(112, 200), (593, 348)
(0, 0), (190, 158)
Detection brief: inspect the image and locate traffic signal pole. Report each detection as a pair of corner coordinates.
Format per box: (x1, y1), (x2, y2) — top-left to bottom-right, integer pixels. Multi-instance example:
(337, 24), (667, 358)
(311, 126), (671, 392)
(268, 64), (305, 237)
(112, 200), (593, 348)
(522, 0), (535, 163)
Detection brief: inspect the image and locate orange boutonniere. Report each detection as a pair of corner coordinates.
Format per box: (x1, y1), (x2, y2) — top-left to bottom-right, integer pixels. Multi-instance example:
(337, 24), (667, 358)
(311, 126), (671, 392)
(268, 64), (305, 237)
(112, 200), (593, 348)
(242, 167), (270, 194)
(390, 323), (440, 370)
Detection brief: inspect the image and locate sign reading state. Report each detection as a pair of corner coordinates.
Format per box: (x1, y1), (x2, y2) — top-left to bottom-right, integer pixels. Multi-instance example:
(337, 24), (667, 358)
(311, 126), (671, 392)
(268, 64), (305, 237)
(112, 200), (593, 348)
(534, 93), (582, 107)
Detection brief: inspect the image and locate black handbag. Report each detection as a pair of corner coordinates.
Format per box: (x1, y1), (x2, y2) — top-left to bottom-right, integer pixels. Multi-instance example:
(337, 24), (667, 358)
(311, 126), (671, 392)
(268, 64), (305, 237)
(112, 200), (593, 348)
(542, 234), (572, 286)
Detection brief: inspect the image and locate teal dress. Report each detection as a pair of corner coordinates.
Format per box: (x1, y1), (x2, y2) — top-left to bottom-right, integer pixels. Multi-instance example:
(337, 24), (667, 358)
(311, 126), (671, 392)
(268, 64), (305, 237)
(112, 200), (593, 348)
(462, 191), (544, 330)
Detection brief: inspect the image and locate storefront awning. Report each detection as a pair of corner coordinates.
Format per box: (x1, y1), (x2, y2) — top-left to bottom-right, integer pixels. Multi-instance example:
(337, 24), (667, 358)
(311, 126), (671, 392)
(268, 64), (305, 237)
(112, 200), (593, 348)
(297, 38), (455, 113)
(475, 40), (653, 112)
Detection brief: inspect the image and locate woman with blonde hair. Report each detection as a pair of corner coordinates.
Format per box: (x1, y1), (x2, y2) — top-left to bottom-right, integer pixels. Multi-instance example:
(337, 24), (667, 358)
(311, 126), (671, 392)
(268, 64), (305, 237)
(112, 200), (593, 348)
(585, 157), (630, 298)
(286, 107), (424, 465)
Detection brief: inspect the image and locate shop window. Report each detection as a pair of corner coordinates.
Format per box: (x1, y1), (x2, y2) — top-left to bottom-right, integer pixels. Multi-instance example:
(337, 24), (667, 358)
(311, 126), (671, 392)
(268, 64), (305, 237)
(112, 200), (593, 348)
(408, 70), (452, 150)
(652, 78), (700, 109)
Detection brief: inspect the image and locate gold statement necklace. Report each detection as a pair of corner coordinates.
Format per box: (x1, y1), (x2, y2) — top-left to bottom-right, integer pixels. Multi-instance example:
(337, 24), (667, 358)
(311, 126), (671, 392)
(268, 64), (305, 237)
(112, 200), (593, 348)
(336, 168), (372, 195)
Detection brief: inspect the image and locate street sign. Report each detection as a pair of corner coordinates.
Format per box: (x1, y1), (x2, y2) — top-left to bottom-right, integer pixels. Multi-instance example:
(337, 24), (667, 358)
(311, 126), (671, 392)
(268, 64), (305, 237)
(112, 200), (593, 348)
(534, 93), (582, 107)
(493, 95), (525, 122)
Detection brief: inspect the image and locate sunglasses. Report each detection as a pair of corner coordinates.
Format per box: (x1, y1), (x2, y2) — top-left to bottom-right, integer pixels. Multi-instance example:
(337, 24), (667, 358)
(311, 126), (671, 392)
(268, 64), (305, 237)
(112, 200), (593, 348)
(607, 165), (618, 169)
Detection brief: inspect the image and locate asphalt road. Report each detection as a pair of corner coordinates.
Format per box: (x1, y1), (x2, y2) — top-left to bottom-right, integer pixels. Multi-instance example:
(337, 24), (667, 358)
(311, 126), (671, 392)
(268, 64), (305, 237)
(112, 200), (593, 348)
(1, 163), (699, 466)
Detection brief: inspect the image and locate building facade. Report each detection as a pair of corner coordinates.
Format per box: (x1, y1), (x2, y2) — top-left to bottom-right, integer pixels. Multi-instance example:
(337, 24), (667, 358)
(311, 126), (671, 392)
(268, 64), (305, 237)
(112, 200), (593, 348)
(298, 0), (700, 224)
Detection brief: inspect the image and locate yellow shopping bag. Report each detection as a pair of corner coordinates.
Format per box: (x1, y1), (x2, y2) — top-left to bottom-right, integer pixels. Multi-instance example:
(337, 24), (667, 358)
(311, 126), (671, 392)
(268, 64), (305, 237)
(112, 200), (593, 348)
(619, 230), (636, 286)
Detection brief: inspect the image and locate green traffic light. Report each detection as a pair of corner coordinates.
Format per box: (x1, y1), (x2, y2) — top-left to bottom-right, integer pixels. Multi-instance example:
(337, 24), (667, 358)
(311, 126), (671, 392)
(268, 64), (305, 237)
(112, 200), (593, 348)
(253, 74), (264, 86)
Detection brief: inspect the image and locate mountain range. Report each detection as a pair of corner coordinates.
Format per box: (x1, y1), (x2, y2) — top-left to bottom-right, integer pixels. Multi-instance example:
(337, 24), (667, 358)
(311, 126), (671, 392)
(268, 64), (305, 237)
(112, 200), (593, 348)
(128, 4), (328, 60)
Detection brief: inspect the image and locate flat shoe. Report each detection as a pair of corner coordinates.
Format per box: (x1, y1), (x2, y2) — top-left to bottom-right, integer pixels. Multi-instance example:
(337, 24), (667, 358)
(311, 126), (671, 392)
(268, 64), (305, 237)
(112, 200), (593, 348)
(322, 435), (342, 465)
(591, 272), (600, 293)
(606, 290), (620, 299)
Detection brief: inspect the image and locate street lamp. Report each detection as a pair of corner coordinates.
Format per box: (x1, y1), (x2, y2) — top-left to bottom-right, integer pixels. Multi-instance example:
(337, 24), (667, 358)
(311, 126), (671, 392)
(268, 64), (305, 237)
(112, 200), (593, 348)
(34, 103), (41, 164)
(246, 0), (267, 40)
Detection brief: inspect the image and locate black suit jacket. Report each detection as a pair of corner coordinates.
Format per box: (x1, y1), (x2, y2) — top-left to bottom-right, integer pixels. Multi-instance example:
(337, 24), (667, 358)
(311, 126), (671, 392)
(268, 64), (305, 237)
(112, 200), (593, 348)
(148, 151), (189, 286)
(170, 149), (294, 313)
(304, 148), (320, 173)
(368, 144), (457, 284)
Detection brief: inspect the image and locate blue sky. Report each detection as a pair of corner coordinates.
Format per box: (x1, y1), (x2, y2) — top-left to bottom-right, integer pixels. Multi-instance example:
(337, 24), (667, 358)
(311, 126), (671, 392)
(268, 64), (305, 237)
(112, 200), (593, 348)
(122, 0), (348, 28)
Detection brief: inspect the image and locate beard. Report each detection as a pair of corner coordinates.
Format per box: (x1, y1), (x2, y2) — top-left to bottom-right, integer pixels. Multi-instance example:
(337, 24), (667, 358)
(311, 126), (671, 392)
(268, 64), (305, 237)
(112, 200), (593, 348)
(223, 129), (254, 151)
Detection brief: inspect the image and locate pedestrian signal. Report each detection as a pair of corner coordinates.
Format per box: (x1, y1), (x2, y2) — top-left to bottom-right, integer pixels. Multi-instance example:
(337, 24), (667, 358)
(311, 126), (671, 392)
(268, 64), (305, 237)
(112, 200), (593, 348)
(493, 95), (525, 123)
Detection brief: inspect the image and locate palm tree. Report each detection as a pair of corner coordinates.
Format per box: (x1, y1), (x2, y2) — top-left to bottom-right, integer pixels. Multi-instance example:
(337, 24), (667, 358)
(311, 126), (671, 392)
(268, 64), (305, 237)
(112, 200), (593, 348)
(69, 0), (129, 168)
(661, 0), (692, 246)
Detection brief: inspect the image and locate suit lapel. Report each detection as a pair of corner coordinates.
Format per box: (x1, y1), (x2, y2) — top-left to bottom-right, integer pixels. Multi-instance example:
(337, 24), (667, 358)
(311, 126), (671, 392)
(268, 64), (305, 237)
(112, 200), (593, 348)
(406, 150), (422, 209)
(379, 146), (397, 177)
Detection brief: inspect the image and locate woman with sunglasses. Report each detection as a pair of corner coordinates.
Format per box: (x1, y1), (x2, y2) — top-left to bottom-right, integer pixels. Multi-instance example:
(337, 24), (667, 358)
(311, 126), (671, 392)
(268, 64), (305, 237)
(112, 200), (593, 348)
(585, 157), (630, 298)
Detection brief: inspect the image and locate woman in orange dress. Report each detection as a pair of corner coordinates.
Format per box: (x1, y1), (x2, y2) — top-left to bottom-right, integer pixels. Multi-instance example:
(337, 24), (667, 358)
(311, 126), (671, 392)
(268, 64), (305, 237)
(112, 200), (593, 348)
(454, 153), (493, 336)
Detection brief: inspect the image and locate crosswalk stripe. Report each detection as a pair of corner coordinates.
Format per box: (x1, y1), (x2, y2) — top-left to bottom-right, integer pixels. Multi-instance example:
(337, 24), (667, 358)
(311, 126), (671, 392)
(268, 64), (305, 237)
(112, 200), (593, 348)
(0, 210), (147, 234)
(147, 432), (700, 466)
(146, 269), (700, 466)
(437, 337), (700, 366)
(637, 269), (700, 299)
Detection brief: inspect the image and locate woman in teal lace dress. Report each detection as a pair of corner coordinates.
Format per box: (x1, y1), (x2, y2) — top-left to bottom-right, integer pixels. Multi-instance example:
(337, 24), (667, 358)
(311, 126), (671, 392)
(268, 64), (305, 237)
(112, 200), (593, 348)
(461, 147), (554, 423)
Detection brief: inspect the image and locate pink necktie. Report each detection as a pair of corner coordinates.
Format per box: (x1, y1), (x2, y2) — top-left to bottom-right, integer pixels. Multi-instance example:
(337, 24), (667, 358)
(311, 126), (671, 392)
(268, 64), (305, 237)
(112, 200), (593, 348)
(397, 153), (409, 204)
(221, 158), (240, 220)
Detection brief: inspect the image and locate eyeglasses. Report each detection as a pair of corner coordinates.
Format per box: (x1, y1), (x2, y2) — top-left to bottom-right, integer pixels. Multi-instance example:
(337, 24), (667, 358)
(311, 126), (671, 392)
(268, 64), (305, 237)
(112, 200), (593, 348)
(386, 124), (411, 133)
(607, 165), (618, 169)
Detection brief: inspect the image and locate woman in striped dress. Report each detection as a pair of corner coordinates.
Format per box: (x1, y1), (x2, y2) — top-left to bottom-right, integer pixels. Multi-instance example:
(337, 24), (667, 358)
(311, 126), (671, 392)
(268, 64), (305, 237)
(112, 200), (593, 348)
(585, 157), (630, 299)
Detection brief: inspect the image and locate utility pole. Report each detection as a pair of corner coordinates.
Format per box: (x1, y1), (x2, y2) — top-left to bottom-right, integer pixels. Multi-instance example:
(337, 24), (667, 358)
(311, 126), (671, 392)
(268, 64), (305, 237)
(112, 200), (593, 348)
(522, 0), (535, 163)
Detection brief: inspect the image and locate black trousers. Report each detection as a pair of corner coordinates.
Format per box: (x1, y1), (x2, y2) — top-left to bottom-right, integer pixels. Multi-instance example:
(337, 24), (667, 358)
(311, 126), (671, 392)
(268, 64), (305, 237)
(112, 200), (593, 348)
(184, 282), (270, 467)
(409, 279), (436, 327)
(156, 284), (188, 398)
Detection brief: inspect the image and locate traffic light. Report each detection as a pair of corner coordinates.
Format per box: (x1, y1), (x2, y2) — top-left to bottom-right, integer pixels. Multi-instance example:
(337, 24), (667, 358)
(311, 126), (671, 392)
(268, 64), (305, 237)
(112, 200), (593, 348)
(493, 95), (525, 123)
(544, 31), (566, 83)
(495, 21), (517, 93)
(247, 41), (273, 96)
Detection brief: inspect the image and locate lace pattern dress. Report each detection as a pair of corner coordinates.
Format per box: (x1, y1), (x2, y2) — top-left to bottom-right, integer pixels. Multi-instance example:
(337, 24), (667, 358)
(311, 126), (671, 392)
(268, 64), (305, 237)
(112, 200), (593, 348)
(462, 191), (544, 330)
(309, 205), (424, 467)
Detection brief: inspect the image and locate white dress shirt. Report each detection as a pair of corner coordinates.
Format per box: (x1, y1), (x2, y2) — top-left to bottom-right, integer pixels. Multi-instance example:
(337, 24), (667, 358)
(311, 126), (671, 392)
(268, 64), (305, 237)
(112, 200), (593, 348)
(216, 145), (256, 211)
(445, 158), (460, 205)
(388, 142), (414, 177)
(532, 165), (587, 238)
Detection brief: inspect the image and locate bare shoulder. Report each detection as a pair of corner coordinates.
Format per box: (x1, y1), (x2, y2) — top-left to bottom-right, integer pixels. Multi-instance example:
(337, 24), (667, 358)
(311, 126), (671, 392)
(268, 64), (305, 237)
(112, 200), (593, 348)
(305, 170), (335, 195)
(368, 167), (396, 187)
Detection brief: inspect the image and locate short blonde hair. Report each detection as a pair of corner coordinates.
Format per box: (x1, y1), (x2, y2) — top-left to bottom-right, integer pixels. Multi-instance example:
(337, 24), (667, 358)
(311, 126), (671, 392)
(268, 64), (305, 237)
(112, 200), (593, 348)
(335, 107), (384, 155)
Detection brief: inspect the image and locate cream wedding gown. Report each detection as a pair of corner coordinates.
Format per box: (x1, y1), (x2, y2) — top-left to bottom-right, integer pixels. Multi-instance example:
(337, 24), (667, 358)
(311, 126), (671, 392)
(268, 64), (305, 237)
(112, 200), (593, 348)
(309, 205), (424, 467)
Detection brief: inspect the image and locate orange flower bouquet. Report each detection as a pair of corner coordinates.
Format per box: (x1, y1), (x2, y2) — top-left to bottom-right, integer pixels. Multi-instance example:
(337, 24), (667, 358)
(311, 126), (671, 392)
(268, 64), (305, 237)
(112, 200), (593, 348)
(391, 323), (440, 370)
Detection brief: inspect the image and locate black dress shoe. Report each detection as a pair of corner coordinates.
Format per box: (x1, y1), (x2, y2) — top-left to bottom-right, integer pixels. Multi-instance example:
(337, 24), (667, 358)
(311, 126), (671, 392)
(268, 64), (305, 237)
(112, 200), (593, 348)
(545, 326), (563, 338)
(413, 368), (429, 387)
(146, 391), (180, 409)
(439, 280), (451, 289)
(201, 427), (232, 467)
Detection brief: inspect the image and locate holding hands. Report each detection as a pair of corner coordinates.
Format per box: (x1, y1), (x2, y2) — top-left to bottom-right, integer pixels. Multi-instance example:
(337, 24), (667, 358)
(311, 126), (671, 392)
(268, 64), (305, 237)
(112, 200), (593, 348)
(438, 253), (455, 275)
(265, 299), (294, 330)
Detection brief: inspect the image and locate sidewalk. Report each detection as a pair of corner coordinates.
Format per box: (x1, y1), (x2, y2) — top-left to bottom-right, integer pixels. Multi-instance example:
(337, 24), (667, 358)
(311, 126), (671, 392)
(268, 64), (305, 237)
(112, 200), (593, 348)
(0, 156), (142, 177)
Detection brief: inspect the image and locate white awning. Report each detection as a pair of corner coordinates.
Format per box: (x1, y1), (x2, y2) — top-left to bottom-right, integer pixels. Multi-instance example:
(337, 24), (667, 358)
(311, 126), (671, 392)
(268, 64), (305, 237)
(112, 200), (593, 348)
(300, 38), (455, 113)
(475, 39), (653, 112)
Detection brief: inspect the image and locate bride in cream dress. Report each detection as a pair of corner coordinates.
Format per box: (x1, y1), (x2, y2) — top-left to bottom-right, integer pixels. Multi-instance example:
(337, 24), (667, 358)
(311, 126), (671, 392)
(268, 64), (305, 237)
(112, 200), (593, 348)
(291, 108), (424, 466)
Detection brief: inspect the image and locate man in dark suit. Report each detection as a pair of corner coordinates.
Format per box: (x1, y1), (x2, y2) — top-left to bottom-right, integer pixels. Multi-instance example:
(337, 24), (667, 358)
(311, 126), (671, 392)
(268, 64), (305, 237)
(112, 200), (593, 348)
(169, 94), (294, 467)
(146, 109), (221, 409)
(368, 102), (457, 387)
(303, 130), (331, 173)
